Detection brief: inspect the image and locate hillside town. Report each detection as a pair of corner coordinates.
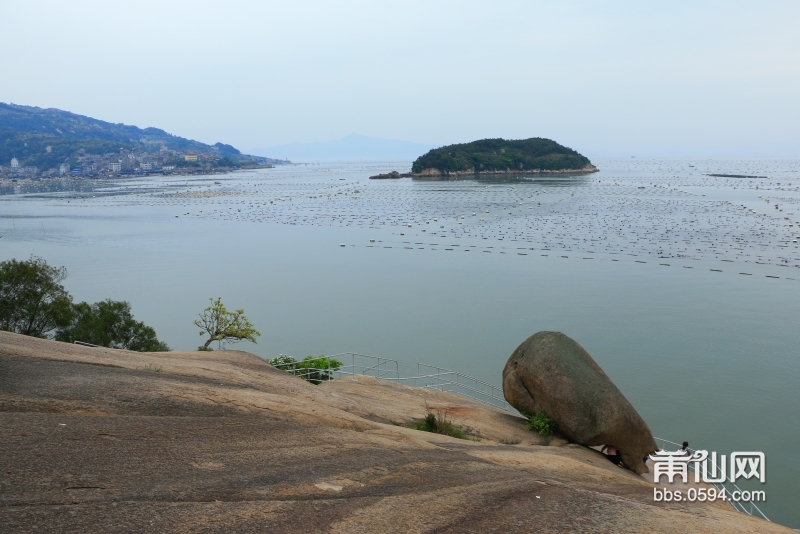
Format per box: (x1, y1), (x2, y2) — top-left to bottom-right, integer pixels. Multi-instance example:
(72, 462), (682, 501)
(0, 147), (273, 180)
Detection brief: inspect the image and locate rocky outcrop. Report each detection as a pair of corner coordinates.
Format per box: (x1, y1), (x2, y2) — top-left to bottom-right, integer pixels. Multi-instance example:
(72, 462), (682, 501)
(503, 331), (657, 474)
(369, 165), (598, 179)
(369, 171), (410, 179)
(410, 165), (599, 178)
(413, 164), (598, 177)
(1, 330), (791, 533)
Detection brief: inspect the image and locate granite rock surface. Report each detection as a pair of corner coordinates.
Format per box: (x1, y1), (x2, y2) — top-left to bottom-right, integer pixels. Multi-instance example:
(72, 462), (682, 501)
(0, 331), (789, 533)
(503, 331), (658, 474)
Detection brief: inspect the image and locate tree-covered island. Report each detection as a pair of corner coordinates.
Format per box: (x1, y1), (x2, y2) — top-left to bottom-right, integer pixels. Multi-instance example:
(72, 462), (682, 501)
(410, 137), (597, 176)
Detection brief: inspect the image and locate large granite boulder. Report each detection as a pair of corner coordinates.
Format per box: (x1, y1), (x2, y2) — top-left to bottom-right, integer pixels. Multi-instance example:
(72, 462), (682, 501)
(503, 331), (657, 474)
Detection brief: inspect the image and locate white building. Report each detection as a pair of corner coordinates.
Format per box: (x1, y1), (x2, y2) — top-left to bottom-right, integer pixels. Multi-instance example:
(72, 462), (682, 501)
(109, 162), (121, 172)
(59, 164), (70, 175)
(140, 162), (152, 171)
(10, 157), (19, 169)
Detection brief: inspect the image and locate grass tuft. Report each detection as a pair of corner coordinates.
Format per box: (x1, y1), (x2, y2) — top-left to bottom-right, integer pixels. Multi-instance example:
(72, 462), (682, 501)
(406, 409), (469, 440)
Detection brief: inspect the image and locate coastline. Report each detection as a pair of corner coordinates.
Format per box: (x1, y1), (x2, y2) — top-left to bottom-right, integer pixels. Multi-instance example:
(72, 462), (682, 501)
(0, 163), (279, 183)
(370, 164), (598, 179)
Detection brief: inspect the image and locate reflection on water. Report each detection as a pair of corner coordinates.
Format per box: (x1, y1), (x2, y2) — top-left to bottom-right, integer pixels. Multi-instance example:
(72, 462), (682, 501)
(0, 176), (211, 200)
(412, 173), (594, 186)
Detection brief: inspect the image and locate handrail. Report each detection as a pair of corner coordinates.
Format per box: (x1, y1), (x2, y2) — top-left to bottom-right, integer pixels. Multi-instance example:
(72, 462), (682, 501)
(73, 340), (102, 347)
(273, 352), (515, 412)
(269, 353), (772, 522)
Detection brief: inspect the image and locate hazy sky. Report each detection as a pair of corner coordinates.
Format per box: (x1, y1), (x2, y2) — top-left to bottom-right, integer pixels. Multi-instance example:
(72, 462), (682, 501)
(1, 1), (799, 158)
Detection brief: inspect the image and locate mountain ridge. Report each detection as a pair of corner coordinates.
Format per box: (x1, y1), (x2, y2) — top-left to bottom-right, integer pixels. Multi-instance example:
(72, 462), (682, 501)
(0, 102), (285, 170)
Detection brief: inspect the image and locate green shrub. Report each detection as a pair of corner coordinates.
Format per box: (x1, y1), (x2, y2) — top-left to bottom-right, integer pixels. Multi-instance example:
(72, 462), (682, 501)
(268, 354), (294, 368)
(526, 410), (558, 436)
(268, 354), (343, 385)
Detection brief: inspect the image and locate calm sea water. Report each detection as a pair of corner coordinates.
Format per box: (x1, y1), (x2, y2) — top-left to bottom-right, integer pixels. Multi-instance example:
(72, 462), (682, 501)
(1, 160), (799, 527)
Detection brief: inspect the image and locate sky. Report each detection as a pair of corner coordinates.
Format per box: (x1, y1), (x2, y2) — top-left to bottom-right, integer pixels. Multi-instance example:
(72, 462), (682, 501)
(1, 0), (799, 158)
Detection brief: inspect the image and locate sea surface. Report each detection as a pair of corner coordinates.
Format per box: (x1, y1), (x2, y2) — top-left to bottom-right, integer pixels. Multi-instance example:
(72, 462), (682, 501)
(1, 159), (799, 527)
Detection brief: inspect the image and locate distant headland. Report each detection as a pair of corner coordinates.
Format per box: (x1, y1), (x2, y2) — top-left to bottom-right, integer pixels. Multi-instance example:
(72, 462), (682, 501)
(0, 102), (289, 179)
(370, 137), (597, 179)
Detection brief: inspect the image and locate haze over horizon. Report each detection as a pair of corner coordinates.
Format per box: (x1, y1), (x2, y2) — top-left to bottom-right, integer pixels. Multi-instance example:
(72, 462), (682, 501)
(1, 1), (798, 159)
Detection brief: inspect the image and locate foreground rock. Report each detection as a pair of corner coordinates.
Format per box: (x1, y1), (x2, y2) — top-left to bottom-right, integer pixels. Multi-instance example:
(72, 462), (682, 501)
(0, 331), (790, 533)
(503, 331), (657, 474)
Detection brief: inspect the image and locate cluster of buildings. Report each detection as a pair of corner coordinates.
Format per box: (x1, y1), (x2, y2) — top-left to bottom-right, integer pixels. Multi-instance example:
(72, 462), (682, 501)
(0, 157), (39, 177)
(0, 148), (232, 180)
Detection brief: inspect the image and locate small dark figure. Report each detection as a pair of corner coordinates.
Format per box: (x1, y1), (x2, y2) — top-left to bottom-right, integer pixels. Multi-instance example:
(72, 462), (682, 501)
(643, 454), (649, 465)
(679, 441), (690, 456)
(601, 445), (623, 468)
(644, 444), (660, 464)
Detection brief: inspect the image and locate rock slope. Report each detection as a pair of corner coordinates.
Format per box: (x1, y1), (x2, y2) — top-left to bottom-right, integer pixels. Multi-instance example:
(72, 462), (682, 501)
(0, 331), (790, 533)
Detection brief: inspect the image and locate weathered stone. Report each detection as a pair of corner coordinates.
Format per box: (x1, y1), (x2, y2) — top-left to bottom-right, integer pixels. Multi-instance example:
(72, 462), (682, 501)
(503, 331), (657, 474)
(369, 170), (407, 179)
(2, 330), (789, 533)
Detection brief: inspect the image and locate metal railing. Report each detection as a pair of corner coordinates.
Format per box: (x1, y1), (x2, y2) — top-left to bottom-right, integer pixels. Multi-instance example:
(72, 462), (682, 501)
(270, 352), (515, 412)
(268, 354), (772, 523)
(73, 340), (101, 348)
(652, 437), (770, 521)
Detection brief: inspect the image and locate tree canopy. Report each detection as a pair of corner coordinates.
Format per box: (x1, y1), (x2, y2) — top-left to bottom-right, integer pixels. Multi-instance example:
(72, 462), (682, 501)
(411, 138), (592, 174)
(0, 256), (169, 351)
(0, 256), (74, 338)
(55, 299), (170, 352)
(194, 297), (260, 350)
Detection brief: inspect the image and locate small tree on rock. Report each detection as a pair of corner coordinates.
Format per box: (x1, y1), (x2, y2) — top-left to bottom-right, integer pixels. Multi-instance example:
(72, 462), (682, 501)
(194, 297), (260, 350)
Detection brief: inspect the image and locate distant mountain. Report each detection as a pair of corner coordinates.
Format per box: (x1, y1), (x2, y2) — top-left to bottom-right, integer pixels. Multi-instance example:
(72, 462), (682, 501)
(250, 133), (435, 162)
(0, 102), (285, 169)
(412, 138), (597, 175)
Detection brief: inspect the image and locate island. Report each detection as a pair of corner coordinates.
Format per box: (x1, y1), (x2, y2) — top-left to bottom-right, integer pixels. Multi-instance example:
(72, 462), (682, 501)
(412, 137), (597, 176)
